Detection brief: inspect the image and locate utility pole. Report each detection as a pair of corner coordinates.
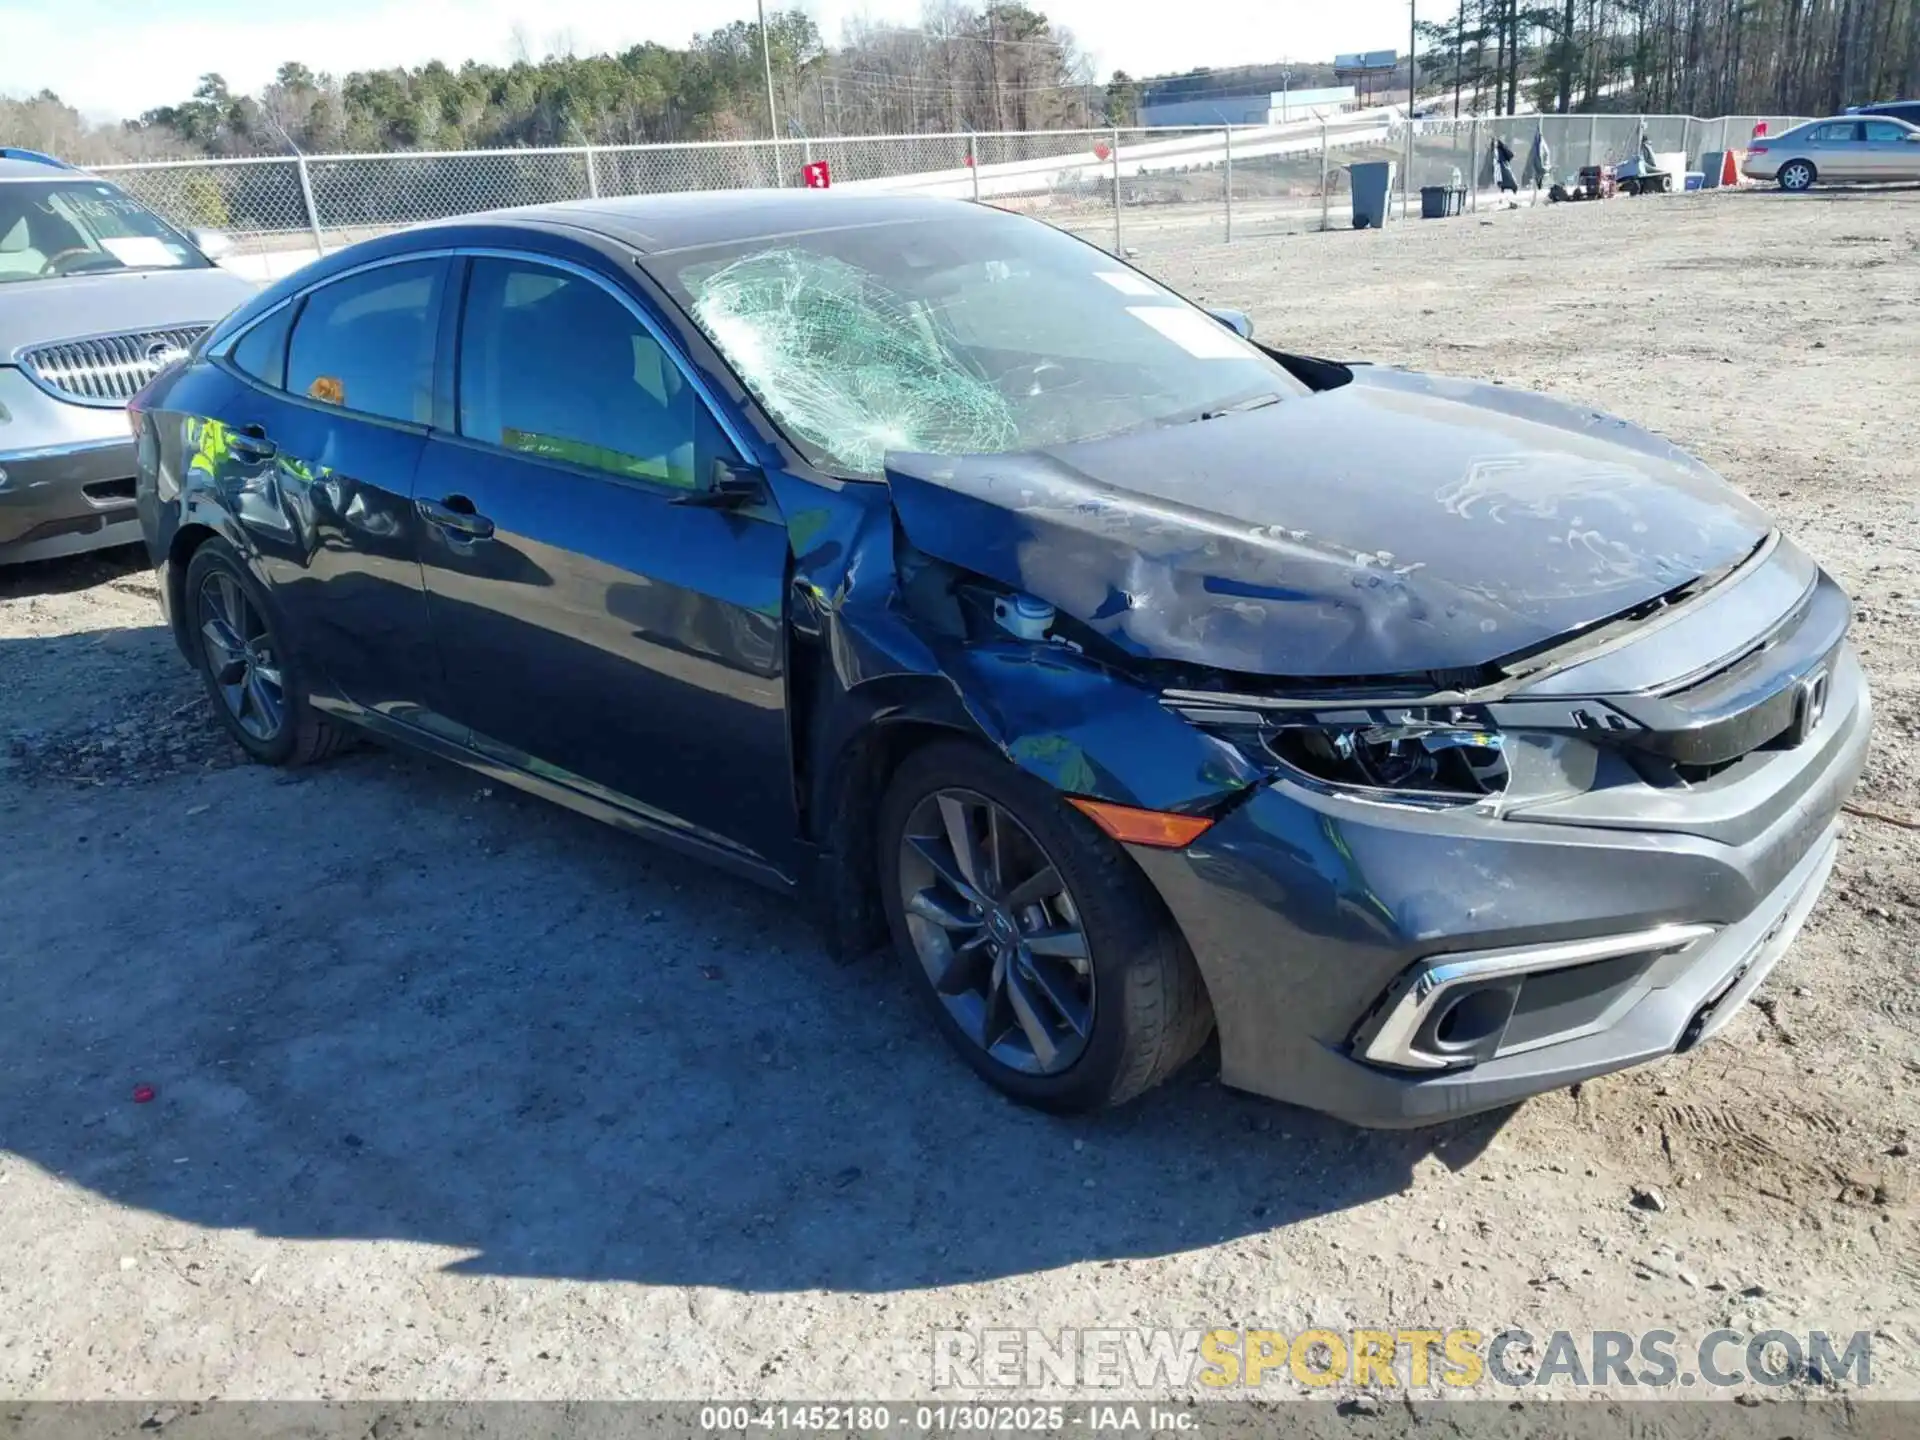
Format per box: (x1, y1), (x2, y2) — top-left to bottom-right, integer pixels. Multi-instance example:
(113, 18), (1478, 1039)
(1404, 1), (1416, 220)
(756, 0), (779, 141)
(1409, 2), (1417, 113)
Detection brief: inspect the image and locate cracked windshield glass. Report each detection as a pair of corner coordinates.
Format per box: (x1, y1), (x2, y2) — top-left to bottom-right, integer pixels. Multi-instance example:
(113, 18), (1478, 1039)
(655, 209), (1308, 476)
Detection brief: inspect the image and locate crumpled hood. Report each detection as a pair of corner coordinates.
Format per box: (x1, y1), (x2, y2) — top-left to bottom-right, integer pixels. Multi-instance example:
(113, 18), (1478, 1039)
(884, 366), (1771, 679)
(0, 266), (257, 364)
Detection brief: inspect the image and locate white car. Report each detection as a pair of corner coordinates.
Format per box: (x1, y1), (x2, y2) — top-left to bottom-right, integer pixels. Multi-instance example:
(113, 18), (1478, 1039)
(1744, 114), (1920, 190)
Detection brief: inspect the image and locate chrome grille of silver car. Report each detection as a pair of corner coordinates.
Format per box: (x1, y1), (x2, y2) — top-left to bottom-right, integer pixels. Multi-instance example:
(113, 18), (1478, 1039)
(18, 327), (208, 406)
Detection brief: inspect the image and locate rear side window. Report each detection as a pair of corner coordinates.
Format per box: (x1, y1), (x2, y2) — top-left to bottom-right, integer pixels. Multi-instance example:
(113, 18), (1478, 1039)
(230, 305), (293, 390)
(456, 257), (715, 489)
(1808, 122), (1860, 143)
(287, 260), (445, 424)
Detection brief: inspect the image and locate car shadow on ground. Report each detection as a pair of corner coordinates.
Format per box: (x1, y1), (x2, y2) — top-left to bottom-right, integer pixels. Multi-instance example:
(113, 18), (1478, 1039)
(0, 543), (149, 600)
(0, 624), (1512, 1294)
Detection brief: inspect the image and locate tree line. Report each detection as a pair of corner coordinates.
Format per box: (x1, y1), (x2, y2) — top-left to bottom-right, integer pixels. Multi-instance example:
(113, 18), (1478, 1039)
(0, 2), (1107, 163)
(5, 1), (1916, 164)
(1418, 0), (1920, 117)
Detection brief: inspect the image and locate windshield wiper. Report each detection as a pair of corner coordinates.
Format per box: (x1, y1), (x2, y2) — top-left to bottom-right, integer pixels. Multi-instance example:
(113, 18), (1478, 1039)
(1197, 393), (1283, 422)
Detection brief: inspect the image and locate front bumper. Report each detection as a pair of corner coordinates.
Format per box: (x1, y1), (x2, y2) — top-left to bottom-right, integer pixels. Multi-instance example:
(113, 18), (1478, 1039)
(0, 368), (139, 566)
(1128, 646), (1871, 1128)
(0, 436), (142, 564)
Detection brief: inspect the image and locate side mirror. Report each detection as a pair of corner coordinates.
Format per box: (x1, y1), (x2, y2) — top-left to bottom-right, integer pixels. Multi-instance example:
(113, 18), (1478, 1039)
(1208, 307), (1255, 340)
(671, 458), (766, 510)
(191, 228), (234, 260)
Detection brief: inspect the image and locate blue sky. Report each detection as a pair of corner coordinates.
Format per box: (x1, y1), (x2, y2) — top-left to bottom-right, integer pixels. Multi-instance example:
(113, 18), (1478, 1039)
(0, 0), (1431, 120)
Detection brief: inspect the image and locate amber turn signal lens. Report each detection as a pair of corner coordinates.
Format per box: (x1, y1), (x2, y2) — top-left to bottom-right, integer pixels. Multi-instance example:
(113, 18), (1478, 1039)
(1066, 797), (1213, 848)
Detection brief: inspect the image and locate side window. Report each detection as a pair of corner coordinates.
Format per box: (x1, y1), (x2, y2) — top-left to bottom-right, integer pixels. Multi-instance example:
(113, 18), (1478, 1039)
(1863, 121), (1910, 143)
(1809, 123), (1859, 144)
(230, 304), (293, 390)
(286, 259), (444, 423)
(457, 257), (716, 489)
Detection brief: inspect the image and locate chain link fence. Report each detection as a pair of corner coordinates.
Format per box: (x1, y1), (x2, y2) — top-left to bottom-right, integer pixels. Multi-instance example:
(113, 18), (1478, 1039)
(90, 112), (1807, 279)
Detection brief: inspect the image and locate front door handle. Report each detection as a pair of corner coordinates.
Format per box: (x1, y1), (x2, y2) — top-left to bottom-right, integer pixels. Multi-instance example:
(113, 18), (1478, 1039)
(418, 494), (495, 541)
(230, 425), (276, 461)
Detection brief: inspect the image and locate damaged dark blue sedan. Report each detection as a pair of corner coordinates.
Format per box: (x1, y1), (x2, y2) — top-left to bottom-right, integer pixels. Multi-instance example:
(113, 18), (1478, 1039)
(133, 193), (1870, 1126)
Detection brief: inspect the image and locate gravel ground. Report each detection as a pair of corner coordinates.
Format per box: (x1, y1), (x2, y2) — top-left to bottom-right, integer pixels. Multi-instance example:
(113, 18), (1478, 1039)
(1, 187), (1916, 1406)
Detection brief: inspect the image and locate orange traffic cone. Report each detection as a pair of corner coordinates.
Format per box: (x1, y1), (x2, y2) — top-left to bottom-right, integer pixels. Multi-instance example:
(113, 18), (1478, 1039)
(1721, 148), (1741, 187)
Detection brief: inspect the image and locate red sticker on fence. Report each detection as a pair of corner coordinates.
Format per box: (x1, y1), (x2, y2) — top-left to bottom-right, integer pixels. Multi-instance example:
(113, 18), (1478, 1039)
(802, 160), (831, 189)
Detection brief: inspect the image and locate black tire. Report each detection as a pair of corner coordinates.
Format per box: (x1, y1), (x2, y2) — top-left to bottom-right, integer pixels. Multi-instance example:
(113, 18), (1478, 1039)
(183, 537), (346, 767)
(877, 739), (1213, 1112)
(1778, 159), (1816, 192)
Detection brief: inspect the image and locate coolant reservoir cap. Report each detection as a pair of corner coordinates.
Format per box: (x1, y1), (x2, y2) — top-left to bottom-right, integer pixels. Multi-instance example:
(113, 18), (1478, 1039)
(995, 591), (1056, 639)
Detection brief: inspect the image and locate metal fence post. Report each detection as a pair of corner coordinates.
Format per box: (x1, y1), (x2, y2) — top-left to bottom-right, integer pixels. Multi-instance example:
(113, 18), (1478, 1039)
(1681, 116), (1695, 169)
(1588, 113), (1599, 169)
(293, 153), (326, 256)
(968, 133), (981, 203)
(1468, 117), (1478, 211)
(1110, 127), (1122, 255)
(1223, 126), (1233, 243)
(1313, 119), (1328, 231)
(583, 144), (599, 198)
(1403, 117), (1414, 221)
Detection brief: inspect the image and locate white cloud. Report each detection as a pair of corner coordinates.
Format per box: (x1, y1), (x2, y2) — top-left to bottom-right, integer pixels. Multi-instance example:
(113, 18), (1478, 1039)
(1, 0), (1427, 122)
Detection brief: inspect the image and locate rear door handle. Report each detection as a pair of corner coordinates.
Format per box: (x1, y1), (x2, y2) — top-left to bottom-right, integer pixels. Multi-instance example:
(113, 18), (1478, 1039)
(418, 494), (495, 540)
(230, 425), (276, 461)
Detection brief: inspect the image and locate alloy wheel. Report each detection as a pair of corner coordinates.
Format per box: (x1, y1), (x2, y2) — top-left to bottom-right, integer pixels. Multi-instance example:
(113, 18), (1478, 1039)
(197, 571), (285, 742)
(896, 788), (1094, 1075)
(1781, 162), (1813, 191)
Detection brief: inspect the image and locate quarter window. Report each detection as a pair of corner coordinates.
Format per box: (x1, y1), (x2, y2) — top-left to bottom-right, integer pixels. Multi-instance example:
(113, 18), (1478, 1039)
(286, 259), (445, 424)
(230, 305), (293, 390)
(456, 258), (712, 489)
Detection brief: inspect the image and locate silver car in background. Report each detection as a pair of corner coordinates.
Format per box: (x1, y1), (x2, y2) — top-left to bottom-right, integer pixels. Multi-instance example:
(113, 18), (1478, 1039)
(1744, 114), (1920, 190)
(0, 151), (255, 566)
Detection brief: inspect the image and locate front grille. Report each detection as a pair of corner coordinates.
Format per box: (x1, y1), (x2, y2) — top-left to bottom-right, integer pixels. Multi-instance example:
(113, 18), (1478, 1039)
(18, 327), (207, 406)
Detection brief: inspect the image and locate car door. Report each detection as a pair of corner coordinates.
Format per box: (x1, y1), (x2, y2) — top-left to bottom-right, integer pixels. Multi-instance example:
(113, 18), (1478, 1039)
(413, 253), (797, 872)
(1860, 119), (1920, 179)
(209, 256), (451, 722)
(1811, 121), (1867, 178)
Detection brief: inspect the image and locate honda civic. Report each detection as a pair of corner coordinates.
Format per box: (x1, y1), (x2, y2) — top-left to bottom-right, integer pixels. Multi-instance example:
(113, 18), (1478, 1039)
(132, 192), (1869, 1126)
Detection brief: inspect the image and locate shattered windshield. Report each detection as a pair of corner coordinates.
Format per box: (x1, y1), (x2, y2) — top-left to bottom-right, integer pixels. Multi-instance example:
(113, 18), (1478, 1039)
(0, 179), (209, 283)
(649, 209), (1308, 476)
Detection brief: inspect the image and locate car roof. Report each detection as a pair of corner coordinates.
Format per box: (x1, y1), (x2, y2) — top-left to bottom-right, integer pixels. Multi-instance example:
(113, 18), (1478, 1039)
(437, 190), (995, 255)
(0, 156), (83, 182)
(1814, 110), (1918, 127)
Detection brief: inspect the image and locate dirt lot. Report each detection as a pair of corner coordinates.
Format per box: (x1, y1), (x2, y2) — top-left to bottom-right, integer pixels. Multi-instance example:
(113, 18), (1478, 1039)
(2, 187), (1917, 1405)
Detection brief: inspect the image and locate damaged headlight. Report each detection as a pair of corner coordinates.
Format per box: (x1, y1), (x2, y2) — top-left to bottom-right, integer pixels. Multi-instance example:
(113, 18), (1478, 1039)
(1268, 724), (1508, 798)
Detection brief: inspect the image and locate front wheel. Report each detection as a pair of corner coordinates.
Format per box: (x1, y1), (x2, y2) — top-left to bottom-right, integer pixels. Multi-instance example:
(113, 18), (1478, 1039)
(185, 538), (346, 767)
(877, 740), (1213, 1112)
(1778, 159), (1816, 192)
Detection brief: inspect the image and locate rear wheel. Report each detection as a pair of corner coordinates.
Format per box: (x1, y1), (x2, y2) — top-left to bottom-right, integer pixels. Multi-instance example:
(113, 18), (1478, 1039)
(877, 740), (1212, 1112)
(1778, 159), (1816, 192)
(185, 538), (345, 767)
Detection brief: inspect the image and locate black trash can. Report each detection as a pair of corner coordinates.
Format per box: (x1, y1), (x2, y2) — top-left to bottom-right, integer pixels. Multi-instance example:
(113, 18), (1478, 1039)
(1420, 185), (1463, 219)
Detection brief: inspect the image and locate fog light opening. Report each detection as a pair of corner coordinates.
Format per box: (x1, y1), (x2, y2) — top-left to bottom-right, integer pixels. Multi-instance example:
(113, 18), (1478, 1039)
(1432, 987), (1516, 1051)
(1409, 978), (1522, 1067)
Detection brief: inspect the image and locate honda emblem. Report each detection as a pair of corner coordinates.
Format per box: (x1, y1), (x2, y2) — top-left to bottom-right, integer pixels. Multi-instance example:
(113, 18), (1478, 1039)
(1785, 668), (1830, 746)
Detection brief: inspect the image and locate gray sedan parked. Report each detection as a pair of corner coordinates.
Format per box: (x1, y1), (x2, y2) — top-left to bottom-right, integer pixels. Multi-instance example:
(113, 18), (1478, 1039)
(1744, 114), (1920, 190)
(0, 152), (255, 566)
